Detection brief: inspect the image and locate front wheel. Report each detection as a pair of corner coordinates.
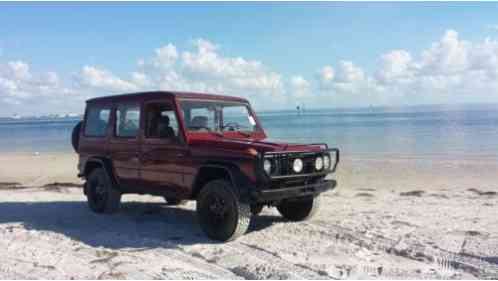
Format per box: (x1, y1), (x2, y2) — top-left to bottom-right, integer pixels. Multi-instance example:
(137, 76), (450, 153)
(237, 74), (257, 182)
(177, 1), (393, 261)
(196, 179), (251, 241)
(277, 196), (319, 221)
(86, 168), (121, 214)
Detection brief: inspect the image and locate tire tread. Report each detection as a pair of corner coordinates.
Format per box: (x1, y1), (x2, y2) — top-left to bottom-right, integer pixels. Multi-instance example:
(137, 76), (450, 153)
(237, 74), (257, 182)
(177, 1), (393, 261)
(197, 179), (251, 241)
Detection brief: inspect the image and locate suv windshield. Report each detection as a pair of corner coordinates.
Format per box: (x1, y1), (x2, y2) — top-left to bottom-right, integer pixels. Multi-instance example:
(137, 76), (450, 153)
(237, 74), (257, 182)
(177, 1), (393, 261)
(179, 100), (259, 133)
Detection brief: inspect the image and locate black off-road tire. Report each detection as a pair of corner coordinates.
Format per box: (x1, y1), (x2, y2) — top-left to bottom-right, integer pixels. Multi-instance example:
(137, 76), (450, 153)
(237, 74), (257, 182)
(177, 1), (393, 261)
(250, 204), (264, 216)
(196, 179), (251, 241)
(277, 196), (320, 221)
(164, 197), (187, 206)
(86, 168), (121, 214)
(71, 121), (82, 152)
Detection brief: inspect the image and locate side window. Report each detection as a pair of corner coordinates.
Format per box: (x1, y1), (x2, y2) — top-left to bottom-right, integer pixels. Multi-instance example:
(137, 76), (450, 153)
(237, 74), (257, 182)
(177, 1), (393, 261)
(145, 102), (179, 140)
(84, 106), (110, 137)
(189, 107), (216, 131)
(116, 104), (140, 138)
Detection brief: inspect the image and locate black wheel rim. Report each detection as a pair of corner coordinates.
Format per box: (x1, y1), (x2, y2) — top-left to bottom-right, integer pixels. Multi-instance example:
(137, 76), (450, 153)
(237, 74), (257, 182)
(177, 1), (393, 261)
(206, 192), (228, 223)
(199, 187), (240, 240)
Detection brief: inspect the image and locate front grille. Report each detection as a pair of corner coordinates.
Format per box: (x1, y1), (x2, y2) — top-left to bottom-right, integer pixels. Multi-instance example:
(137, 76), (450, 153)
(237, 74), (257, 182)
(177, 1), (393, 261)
(264, 151), (325, 178)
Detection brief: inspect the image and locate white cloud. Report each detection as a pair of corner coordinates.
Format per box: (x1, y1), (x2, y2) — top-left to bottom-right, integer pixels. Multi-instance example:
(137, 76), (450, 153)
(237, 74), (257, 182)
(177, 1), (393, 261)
(418, 30), (469, 75)
(135, 39), (285, 108)
(130, 71), (151, 88)
(6, 61), (31, 80)
(181, 39), (273, 84)
(4, 30), (498, 116)
(335, 61), (365, 83)
(289, 75), (311, 99)
(312, 60), (370, 105)
(0, 77), (17, 94)
(315, 29), (498, 106)
(154, 43), (178, 67)
(0, 61), (82, 115)
(376, 49), (413, 83)
(317, 65), (335, 89)
(75, 65), (138, 92)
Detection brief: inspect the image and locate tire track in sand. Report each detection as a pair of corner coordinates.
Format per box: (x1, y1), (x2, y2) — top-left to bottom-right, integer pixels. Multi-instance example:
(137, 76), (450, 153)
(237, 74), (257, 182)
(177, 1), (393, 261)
(306, 220), (498, 279)
(195, 240), (334, 279)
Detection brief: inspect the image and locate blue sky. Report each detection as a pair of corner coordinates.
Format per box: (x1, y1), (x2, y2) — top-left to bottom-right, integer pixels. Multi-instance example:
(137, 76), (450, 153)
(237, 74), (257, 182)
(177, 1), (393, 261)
(1, 2), (498, 116)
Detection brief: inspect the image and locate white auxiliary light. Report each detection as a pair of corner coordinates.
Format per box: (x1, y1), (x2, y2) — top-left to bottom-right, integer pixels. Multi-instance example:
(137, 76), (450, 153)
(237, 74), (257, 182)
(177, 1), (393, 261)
(323, 155), (331, 169)
(293, 158), (303, 173)
(315, 157), (324, 170)
(263, 159), (272, 174)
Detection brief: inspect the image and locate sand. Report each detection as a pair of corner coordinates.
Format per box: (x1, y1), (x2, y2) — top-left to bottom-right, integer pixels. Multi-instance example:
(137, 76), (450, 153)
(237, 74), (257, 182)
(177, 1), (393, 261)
(0, 152), (497, 279)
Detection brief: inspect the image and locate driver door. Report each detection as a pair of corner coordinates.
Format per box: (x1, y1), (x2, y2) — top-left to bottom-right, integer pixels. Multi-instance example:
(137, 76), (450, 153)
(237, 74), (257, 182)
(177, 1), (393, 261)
(140, 100), (189, 197)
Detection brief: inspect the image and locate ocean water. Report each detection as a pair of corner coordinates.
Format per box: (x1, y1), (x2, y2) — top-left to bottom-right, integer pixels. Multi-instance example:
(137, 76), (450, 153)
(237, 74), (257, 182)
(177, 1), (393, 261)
(2, 106), (498, 158)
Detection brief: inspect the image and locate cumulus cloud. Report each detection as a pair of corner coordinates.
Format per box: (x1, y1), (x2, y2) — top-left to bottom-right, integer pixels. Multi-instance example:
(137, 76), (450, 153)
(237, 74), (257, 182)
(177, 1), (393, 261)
(335, 61), (365, 83)
(316, 29), (498, 106)
(376, 50), (413, 83)
(4, 61), (31, 81)
(418, 30), (469, 75)
(0, 61), (81, 115)
(317, 65), (335, 89)
(75, 65), (138, 92)
(3, 29), (498, 116)
(180, 38), (282, 94)
(154, 43), (178, 67)
(130, 38), (285, 108)
(289, 75), (311, 99)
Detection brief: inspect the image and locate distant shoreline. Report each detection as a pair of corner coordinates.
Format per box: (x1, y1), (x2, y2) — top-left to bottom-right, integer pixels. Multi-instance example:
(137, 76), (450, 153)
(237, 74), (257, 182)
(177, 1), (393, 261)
(0, 117), (81, 125)
(4, 102), (498, 120)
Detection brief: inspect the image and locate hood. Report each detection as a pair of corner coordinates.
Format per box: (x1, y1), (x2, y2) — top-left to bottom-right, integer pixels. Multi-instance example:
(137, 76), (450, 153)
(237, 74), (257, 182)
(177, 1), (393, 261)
(189, 136), (325, 154)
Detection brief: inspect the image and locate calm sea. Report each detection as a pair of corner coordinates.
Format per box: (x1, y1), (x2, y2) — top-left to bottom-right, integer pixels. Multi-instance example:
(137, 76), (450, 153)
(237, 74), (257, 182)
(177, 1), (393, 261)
(2, 105), (498, 158)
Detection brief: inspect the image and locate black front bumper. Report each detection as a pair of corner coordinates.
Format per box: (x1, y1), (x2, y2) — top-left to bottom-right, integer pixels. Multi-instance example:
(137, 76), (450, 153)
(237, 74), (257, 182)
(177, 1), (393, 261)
(250, 179), (336, 202)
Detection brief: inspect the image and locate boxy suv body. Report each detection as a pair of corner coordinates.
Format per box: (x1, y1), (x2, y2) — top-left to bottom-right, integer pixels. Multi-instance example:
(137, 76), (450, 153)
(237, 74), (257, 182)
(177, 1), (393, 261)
(74, 91), (339, 241)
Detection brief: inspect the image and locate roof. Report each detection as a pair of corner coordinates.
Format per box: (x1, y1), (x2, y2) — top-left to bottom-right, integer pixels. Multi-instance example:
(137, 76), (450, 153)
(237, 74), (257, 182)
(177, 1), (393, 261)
(86, 91), (249, 104)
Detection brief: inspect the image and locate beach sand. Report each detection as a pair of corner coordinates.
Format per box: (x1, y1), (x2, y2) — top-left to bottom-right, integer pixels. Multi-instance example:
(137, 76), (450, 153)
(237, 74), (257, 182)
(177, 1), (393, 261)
(0, 152), (497, 279)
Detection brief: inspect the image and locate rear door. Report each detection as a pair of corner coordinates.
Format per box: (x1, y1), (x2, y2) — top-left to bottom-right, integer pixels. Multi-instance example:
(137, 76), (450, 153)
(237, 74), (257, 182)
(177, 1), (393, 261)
(140, 99), (189, 197)
(109, 101), (142, 188)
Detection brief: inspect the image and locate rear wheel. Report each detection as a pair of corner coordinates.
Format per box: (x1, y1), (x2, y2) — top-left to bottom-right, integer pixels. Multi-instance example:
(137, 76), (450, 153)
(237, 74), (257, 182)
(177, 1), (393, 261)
(196, 179), (251, 241)
(277, 196), (319, 221)
(71, 121), (82, 152)
(86, 168), (121, 214)
(163, 197), (187, 206)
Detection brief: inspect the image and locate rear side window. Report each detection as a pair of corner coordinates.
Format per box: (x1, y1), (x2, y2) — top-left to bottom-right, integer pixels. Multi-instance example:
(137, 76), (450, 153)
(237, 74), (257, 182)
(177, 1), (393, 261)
(116, 104), (140, 138)
(84, 106), (110, 137)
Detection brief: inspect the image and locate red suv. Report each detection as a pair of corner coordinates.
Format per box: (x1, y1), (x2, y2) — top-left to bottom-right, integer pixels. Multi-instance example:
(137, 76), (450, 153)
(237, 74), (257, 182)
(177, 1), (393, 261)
(73, 91), (339, 241)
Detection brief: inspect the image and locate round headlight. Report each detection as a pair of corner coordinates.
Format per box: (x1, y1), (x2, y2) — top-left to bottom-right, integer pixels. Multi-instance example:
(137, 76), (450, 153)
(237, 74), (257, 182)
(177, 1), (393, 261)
(263, 159), (272, 175)
(315, 157), (324, 170)
(323, 155), (331, 169)
(293, 158), (303, 173)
